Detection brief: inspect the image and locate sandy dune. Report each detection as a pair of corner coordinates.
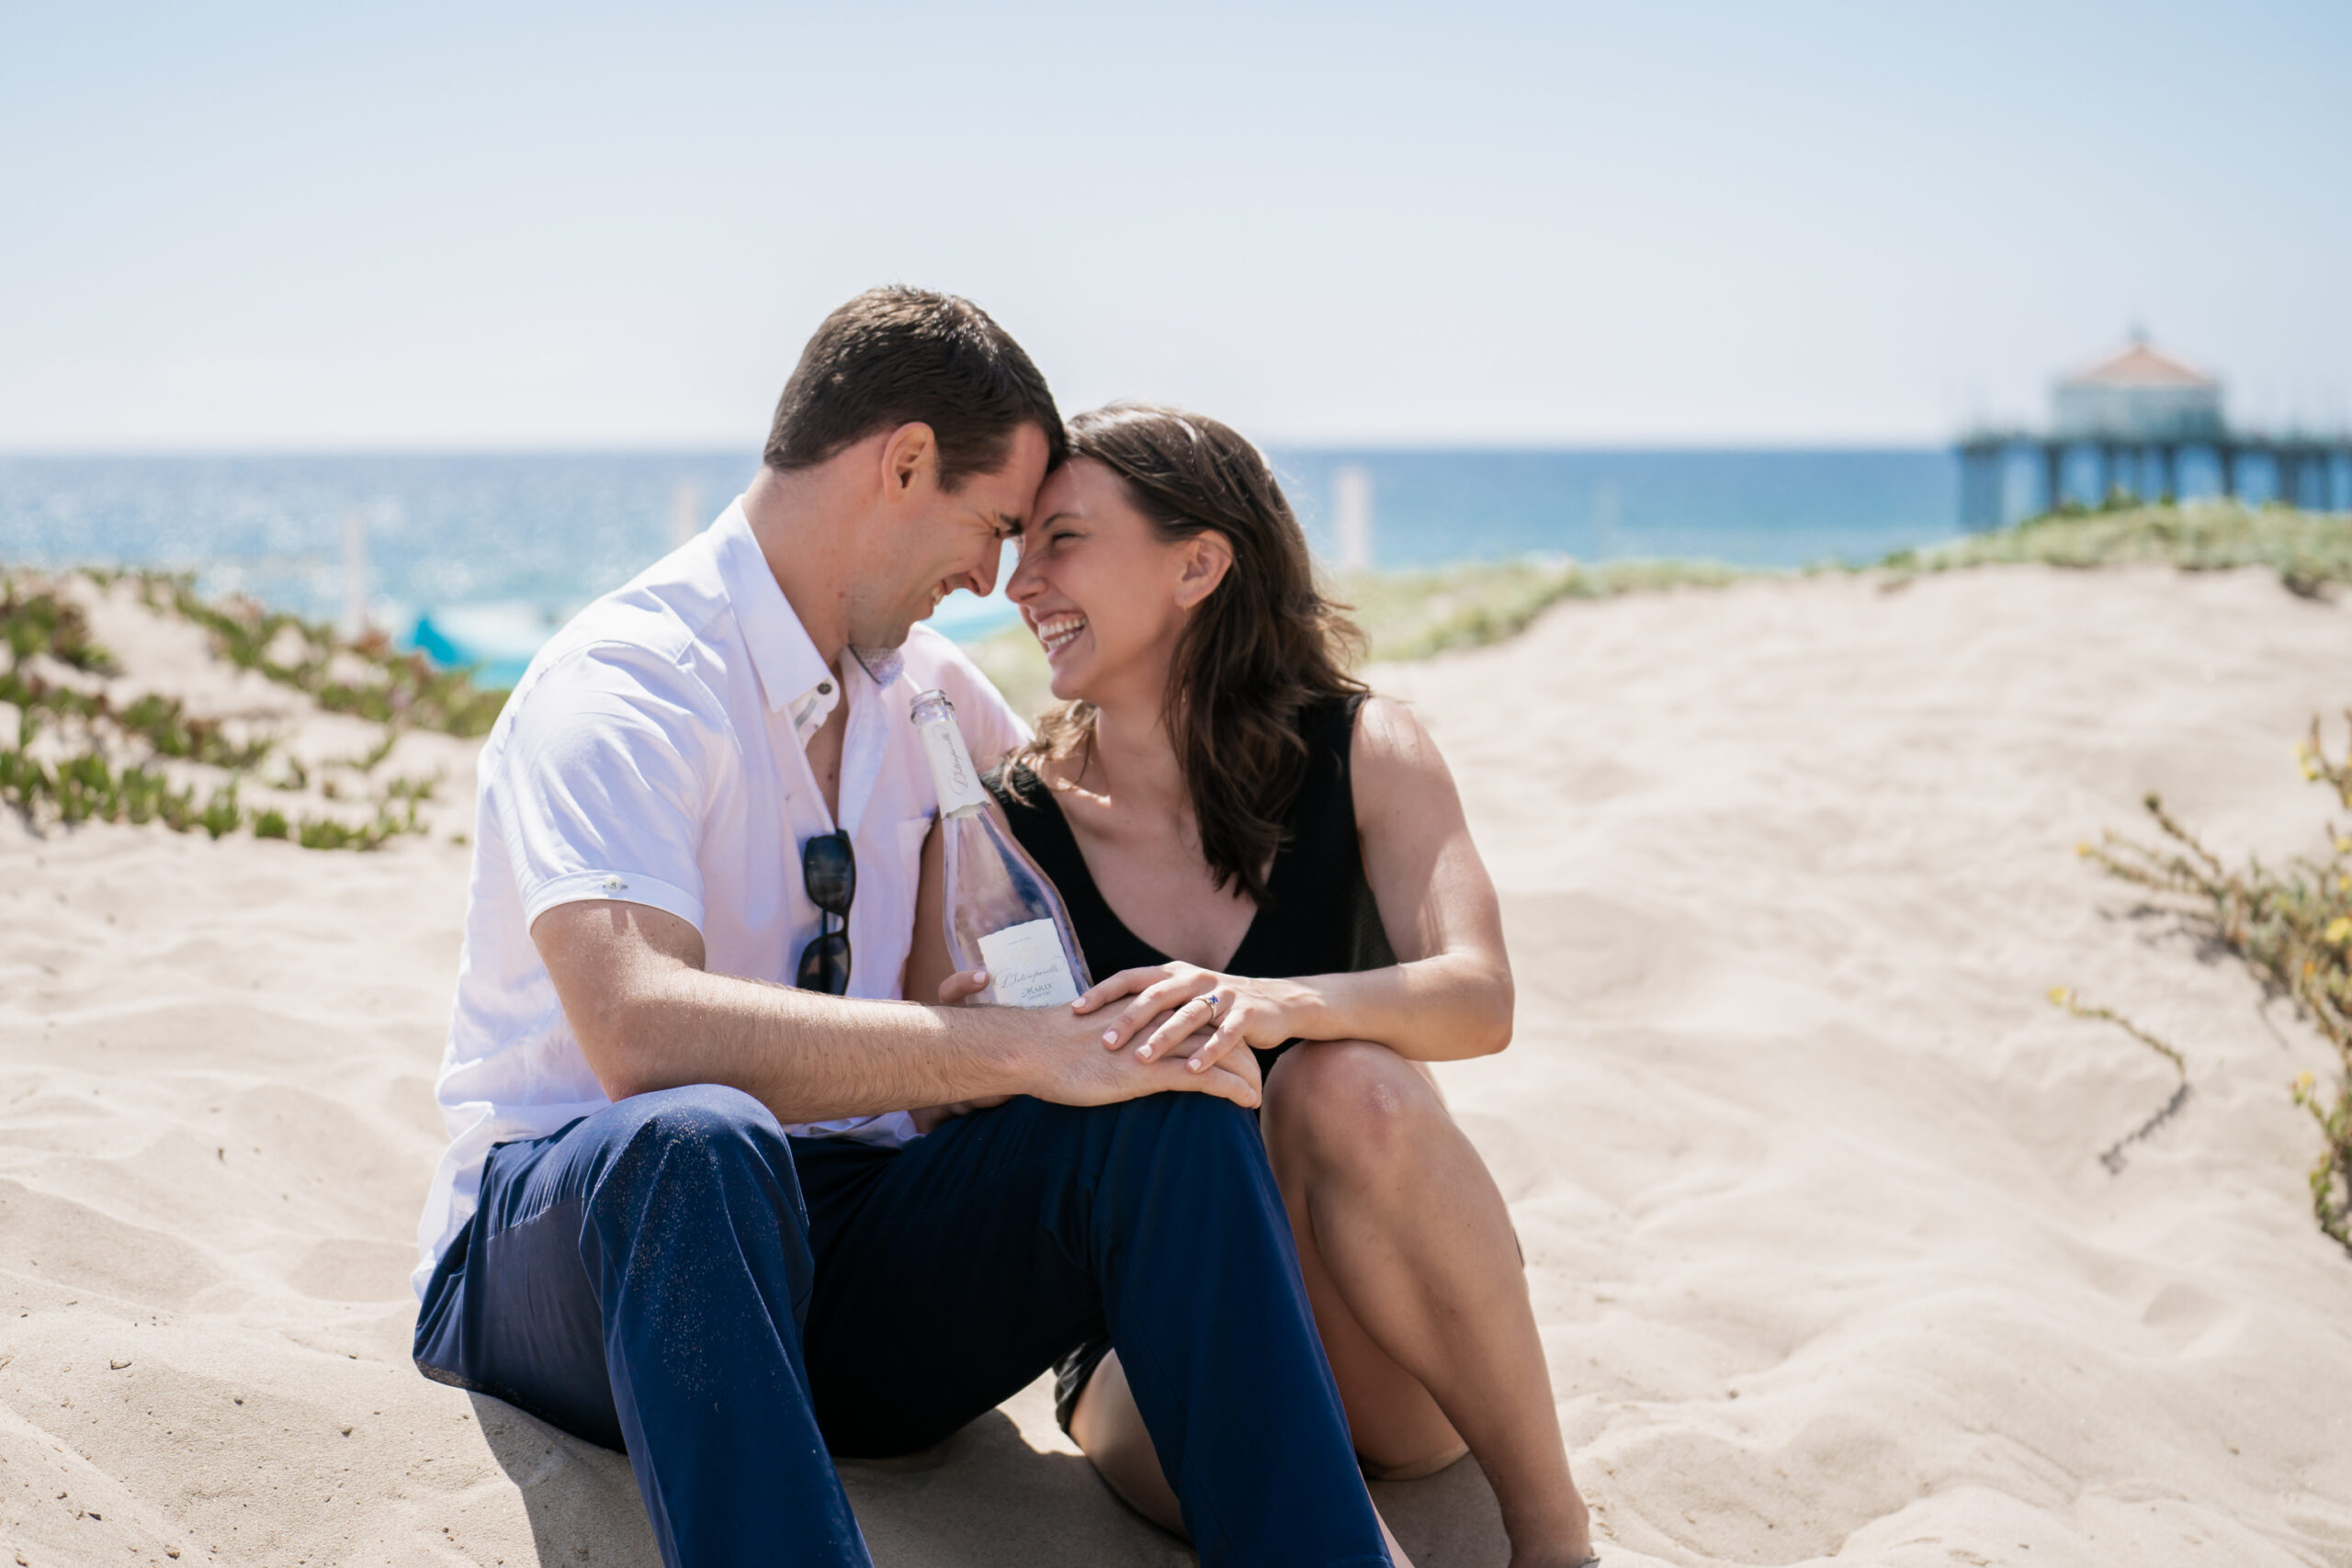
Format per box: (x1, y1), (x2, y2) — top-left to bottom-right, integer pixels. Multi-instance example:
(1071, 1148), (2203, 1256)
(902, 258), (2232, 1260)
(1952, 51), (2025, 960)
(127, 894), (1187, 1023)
(2, 563), (2348, 1567)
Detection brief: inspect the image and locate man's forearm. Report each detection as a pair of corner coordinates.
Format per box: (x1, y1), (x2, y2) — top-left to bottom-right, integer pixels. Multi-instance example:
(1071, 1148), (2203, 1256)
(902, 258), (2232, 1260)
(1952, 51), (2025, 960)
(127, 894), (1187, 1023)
(601, 964), (1040, 1122)
(537, 899), (1256, 1121)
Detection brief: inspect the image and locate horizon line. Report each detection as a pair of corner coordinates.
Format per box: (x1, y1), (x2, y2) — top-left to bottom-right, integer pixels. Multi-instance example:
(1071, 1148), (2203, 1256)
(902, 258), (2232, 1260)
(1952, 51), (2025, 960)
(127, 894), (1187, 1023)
(0, 435), (1969, 461)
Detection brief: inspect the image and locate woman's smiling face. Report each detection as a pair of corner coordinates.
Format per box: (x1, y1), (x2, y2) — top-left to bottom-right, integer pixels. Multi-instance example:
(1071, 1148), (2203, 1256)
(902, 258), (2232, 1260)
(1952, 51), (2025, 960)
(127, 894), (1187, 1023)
(1008, 457), (1211, 707)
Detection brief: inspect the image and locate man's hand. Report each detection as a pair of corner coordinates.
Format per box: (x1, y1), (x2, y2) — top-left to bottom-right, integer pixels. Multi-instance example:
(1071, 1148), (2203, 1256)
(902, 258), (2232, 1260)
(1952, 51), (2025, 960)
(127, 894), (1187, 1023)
(912, 967), (1262, 1133)
(1033, 998), (1265, 1109)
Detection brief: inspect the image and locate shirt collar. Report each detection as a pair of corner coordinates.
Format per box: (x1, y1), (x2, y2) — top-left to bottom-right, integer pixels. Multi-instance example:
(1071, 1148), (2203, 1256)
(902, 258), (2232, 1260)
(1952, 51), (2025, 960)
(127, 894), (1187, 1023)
(712, 499), (838, 733)
(843, 644), (906, 692)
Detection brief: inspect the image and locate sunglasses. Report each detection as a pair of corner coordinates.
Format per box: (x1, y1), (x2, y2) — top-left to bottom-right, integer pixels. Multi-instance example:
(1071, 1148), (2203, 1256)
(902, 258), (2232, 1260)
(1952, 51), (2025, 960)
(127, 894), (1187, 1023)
(795, 829), (855, 994)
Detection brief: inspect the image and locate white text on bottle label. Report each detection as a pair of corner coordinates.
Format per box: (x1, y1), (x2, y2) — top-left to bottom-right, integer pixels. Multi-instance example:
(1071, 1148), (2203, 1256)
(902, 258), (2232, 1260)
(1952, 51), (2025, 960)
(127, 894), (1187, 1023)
(978, 919), (1080, 1008)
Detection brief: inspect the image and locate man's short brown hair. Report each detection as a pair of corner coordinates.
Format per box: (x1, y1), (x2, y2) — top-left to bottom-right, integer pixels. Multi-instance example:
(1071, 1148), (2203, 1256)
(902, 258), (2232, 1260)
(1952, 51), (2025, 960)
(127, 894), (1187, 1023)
(763, 287), (1066, 489)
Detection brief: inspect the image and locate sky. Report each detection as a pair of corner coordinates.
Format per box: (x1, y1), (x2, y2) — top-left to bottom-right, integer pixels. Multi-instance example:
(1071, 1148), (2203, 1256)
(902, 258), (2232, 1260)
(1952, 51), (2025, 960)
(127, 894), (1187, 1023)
(3, 0), (2347, 450)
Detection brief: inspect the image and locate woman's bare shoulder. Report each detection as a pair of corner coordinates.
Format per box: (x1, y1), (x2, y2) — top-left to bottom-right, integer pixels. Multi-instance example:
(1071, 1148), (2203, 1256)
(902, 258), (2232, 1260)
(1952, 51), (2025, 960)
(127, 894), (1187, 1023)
(1350, 694), (1453, 781)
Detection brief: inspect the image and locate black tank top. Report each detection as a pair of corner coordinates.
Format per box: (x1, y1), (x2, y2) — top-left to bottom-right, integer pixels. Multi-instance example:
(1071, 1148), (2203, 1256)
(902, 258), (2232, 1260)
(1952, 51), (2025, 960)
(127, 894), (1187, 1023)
(983, 693), (1393, 1078)
(992, 694), (1393, 1430)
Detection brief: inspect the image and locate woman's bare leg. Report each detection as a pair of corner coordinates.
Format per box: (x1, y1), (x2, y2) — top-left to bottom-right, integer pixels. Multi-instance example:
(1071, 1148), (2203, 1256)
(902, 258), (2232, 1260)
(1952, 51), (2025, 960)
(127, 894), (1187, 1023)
(1261, 1041), (1593, 1568)
(1066, 1353), (1182, 1533)
(1069, 1351), (1418, 1566)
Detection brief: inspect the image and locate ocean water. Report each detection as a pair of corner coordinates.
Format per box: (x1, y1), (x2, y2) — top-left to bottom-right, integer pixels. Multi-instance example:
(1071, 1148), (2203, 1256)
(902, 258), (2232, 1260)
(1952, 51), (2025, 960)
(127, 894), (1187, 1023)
(0, 448), (1962, 682)
(1272, 447), (1959, 570)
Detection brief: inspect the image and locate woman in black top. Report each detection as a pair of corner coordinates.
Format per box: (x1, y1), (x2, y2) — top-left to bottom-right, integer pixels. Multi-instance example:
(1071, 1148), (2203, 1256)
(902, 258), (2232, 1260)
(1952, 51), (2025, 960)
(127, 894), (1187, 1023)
(907, 405), (1595, 1568)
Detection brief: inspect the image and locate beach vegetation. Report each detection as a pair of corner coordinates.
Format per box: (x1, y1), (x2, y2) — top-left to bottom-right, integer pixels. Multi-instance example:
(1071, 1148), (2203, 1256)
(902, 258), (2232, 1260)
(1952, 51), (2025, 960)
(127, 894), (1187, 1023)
(105, 569), (509, 738)
(4, 578), (117, 674)
(2045, 986), (2190, 1173)
(1335, 557), (1750, 662)
(1896, 498), (2352, 594)
(1, 570), (457, 852)
(2082, 715), (2352, 1254)
(1329, 502), (2352, 669)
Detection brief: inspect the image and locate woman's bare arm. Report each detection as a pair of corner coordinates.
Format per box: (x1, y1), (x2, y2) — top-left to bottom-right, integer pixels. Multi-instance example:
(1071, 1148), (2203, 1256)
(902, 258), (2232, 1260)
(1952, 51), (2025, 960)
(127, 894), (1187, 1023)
(1309, 694), (1514, 1056)
(1080, 695), (1514, 1066)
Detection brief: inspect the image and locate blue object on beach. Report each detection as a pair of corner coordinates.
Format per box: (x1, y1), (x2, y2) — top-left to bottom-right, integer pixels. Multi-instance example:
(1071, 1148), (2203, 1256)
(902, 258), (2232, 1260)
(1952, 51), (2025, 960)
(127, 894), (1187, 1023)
(404, 587), (1018, 690)
(407, 602), (562, 688)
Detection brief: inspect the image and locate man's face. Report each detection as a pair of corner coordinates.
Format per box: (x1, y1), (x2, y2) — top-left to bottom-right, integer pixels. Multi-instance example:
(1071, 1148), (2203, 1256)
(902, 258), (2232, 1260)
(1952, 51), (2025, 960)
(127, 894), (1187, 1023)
(848, 422), (1052, 650)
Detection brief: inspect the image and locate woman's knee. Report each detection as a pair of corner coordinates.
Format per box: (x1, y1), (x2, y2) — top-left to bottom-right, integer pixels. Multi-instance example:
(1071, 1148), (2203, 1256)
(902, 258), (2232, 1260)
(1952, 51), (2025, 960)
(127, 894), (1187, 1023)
(1265, 1040), (1447, 1172)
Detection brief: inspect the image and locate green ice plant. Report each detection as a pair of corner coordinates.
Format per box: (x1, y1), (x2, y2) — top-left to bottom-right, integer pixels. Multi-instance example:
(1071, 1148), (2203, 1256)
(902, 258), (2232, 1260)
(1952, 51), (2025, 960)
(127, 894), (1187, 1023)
(1891, 499), (2352, 594)
(1340, 557), (1749, 662)
(113, 569), (508, 738)
(0, 572), (452, 851)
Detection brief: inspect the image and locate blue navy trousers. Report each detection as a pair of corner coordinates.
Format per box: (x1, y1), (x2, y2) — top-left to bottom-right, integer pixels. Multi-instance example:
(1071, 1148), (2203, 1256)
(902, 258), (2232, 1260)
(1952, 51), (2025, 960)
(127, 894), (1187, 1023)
(413, 1085), (1392, 1568)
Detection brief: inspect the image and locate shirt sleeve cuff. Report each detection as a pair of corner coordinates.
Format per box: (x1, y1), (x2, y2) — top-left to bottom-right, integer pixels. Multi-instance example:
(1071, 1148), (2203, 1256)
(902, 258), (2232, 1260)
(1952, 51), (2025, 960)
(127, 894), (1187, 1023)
(524, 870), (705, 933)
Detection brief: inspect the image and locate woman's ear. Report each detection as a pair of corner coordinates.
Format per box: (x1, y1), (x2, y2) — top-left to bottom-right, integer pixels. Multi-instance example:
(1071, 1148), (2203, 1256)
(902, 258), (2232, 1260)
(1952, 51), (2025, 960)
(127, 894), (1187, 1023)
(1173, 531), (1235, 609)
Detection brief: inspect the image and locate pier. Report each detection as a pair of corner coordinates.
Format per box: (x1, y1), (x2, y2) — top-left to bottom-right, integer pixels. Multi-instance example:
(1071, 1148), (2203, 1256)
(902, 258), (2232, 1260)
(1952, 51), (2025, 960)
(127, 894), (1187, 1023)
(1958, 429), (2352, 529)
(1954, 333), (2350, 529)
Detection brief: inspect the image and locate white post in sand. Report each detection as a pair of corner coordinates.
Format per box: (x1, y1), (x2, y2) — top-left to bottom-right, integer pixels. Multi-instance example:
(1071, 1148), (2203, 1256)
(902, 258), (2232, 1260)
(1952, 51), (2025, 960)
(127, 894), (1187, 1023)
(1592, 479), (1621, 558)
(340, 508), (369, 640)
(670, 479), (703, 550)
(1334, 465), (1374, 572)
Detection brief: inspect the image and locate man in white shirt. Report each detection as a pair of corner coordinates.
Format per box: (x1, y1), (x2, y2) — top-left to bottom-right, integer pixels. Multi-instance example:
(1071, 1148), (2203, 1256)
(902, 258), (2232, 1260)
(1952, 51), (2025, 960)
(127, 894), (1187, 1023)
(410, 288), (1394, 1568)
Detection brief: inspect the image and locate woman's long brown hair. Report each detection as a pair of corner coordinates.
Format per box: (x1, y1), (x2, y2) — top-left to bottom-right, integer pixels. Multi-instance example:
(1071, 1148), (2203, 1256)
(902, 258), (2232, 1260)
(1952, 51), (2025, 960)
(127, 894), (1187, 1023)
(1011, 403), (1365, 906)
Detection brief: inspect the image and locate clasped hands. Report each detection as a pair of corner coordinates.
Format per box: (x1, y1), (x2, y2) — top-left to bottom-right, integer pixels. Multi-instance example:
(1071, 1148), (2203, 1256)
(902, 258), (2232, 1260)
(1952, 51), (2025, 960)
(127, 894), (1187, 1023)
(910, 960), (1287, 1134)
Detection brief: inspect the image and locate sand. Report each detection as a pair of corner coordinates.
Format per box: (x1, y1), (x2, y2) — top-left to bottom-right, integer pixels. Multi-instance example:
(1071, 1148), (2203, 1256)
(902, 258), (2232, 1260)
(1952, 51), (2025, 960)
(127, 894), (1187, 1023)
(2, 562), (2348, 1567)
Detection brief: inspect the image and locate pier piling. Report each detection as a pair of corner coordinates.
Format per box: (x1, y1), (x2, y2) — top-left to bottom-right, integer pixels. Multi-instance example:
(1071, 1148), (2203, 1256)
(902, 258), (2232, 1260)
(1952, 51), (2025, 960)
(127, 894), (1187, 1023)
(1959, 430), (2350, 528)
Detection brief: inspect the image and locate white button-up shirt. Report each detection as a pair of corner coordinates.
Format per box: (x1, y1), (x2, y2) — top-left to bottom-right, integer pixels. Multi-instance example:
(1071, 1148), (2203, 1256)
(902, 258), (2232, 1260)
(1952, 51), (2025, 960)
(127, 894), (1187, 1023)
(413, 499), (1026, 1297)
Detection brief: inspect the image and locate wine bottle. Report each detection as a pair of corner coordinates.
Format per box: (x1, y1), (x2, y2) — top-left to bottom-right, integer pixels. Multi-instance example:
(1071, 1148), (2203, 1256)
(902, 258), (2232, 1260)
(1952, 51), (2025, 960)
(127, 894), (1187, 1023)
(910, 689), (1094, 1008)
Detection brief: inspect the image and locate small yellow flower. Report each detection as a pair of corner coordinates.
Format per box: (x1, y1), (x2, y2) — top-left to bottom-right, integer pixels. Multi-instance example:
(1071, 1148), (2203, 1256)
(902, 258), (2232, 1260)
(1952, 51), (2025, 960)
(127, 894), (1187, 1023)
(2336, 836), (2351, 855)
(2296, 1072), (2317, 1094)
(2074, 840), (2092, 857)
(2047, 986), (2073, 1008)
(2338, 874), (2350, 895)
(2327, 916), (2352, 946)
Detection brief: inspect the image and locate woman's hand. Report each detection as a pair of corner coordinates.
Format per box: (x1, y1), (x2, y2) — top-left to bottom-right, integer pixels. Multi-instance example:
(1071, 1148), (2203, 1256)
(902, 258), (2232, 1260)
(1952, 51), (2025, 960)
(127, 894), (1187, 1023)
(938, 967), (991, 1008)
(1074, 963), (1304, 1077)
(911, 967), (1012, 1133)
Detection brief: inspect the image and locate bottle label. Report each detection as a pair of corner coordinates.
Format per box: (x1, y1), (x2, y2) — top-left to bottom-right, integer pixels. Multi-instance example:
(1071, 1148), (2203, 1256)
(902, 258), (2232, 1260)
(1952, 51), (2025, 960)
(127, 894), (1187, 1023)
(978, 919), (1081, 1008)
(917, 716), (989, 817)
